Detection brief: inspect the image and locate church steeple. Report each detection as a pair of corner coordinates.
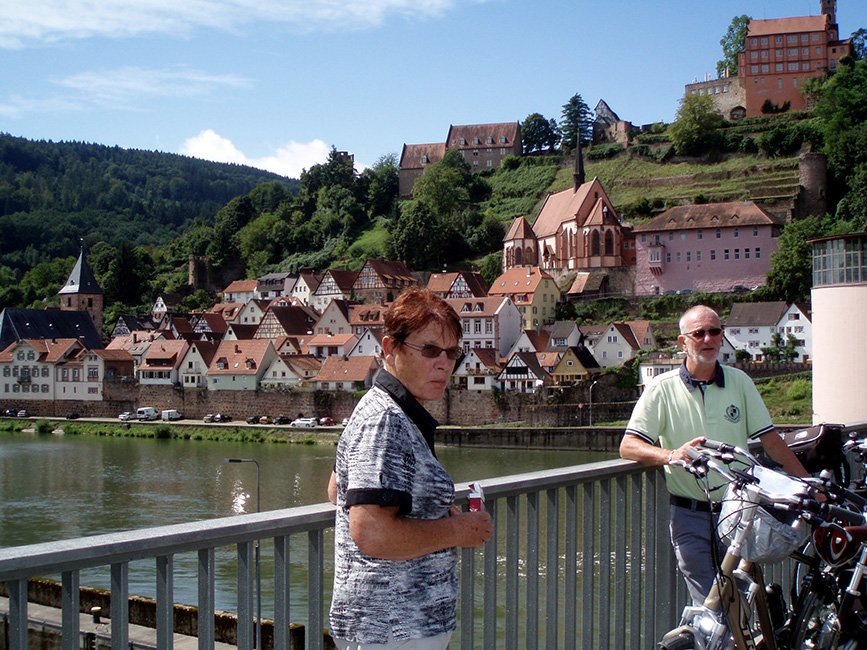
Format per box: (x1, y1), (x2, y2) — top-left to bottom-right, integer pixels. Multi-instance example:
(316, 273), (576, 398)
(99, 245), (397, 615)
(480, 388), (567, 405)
(59, 241), (104, 334)
(573, 130), (586, 191)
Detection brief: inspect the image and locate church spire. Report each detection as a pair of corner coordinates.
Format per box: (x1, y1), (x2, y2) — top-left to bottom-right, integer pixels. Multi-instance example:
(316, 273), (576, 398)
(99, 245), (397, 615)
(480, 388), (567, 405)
(58, 240), (104, 334)
(573, 129), (585, 192)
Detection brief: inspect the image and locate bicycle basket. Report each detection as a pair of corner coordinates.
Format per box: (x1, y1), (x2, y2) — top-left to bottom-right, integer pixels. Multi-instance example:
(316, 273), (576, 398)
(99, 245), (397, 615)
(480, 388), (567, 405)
(717, 467), (809, 563)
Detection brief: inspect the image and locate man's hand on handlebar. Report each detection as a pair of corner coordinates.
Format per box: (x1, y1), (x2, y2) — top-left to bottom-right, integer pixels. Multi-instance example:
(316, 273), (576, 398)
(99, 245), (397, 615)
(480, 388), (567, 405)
(667, 436), (706, 465)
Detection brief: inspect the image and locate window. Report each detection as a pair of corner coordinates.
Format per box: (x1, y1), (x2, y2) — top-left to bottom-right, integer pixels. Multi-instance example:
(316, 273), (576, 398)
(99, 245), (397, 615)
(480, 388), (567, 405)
(734, 227), (739, 238)
(751, 65), (759, 74)
(724, 249), (730, 260)
(666, 252), (671, 263)
(788, 62), (799, 71)
(745, 249), (750, 259)
(697, 230), (703, 240)
(668, 232), (674, 241)
(696, 251), (702, 262)
(686, 252), (691, 262)
(715, 229), (721, 239)
(734, 249), (740, 260)
(676, 252), (682, 263)
(729, 328), (741, 335)
(607, 335), (618, 343)
(755, 248), (761, 259)
(710, 250), (716, 261)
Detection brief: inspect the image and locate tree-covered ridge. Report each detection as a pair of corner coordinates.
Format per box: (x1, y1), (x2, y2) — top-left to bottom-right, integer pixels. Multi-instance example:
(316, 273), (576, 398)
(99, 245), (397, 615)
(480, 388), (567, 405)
(0, 133), (298, 270)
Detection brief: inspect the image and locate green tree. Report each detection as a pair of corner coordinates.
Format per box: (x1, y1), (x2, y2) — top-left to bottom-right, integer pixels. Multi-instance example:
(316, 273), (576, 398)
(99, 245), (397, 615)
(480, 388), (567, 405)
(360, 154), (399, 219)
(477, 251), (503, 287)
(521, 113), (560, 154)
(717, 15), (750, 77)
(102, 244), (155, 308)
(765, 215), (855, 302)
(850, 28), (867, 60)
(387, 200), (450, 269)
(559, 94), (593, 152)
(668, 93), (726, 156)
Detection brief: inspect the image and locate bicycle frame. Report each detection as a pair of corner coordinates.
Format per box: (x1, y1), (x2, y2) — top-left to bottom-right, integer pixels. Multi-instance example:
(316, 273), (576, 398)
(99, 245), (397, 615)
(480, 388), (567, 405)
(662, 482), (779, 650)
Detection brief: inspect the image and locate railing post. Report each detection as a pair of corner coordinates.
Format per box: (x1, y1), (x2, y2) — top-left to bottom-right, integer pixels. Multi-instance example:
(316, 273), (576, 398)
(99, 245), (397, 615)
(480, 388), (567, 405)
(525, 490), (540, 650)
(61, 570), (80, 650)
(197, 548), (215, 650)
(307, 529), (324, 650)
(545, 488), (559, 649)
(110, 562), (129, 650)
(504, 495), (520, 650)
(156, 554), (174, 650)
(237, 541), (254, 649)
(274, 535), (290, 650)
(8, 578), (27, 650)
(482, 498), (498, 649)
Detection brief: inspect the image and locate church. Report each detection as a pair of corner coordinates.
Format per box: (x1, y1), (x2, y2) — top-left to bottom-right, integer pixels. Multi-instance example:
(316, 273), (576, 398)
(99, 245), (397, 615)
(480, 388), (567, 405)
(502, 148), (635, 297)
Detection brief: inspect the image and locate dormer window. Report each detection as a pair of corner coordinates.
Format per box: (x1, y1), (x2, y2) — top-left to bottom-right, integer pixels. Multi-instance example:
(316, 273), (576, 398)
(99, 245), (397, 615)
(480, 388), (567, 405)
(487, 136), (494, 144)
(459, 137), (466, 145)
(500, 136), (508, 144)
(473, 137), (481, 145)
(421, 154), (429, 164)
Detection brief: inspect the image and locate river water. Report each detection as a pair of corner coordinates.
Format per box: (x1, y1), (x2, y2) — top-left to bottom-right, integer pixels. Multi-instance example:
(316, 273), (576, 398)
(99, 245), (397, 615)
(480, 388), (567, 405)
(0, 431), (613, 615)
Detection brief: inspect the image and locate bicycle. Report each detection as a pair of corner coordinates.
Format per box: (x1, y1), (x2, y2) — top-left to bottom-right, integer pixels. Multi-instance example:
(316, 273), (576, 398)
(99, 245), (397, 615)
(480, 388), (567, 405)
(658, 439), (866, 650)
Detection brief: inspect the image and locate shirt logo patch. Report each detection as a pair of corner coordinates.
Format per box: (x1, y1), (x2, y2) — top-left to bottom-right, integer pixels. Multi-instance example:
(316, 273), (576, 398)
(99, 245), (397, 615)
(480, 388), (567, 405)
(725, 404), (741, 423)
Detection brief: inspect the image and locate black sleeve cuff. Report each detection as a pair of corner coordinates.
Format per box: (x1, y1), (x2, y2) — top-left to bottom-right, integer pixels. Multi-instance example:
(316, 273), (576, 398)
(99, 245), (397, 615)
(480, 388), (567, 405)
(346, 488), (412, 516)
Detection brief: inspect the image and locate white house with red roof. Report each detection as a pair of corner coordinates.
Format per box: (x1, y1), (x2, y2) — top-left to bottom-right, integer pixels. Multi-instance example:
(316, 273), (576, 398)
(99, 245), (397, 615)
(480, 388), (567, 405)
(497, 351), (551, 393)
(313, 356), (379, 391)
(178, 341), (219, 389)
(207, 340), (276, 391)
(446, 296), (522, 357)
(487, 266), (561, 330)
(346, 328), (384, 359)
(138, 339), (190, 385)
(305, 332), (358, 360)
(222, 279), (258, 304)
(453, 348), (502, 391)
(427, 271), (488, 299)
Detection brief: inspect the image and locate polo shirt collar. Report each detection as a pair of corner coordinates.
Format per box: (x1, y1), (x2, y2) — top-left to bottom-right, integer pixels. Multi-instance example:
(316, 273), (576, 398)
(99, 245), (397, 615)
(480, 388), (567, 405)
(374, 369), (440, 456)
(679, 361), (725, 392)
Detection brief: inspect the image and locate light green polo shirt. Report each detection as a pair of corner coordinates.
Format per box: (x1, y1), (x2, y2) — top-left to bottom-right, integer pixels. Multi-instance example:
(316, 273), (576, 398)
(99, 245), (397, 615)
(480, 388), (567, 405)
(625, 363), (774, 502)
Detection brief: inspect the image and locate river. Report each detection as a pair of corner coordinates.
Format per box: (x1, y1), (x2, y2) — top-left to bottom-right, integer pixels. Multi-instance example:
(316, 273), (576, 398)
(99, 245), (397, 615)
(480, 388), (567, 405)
(0, 431), (613, 614)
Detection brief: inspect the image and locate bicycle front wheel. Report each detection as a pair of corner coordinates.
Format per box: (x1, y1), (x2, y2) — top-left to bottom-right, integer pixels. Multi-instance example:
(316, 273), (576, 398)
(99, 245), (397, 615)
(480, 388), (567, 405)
(790, 587), (841, 649)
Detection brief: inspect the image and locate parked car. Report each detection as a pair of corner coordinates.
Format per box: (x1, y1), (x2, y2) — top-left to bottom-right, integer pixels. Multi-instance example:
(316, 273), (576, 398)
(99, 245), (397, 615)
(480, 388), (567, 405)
(17, 409), (29, 418)
(318, 416), (336, 426)
(65, 412), (79, 420)
(289, 417), (317, 428)
(259, 415), (273, 425)
(341, 417), (350, 427)
(203, 413), (216, 423)
(245, 415), (261, 424)
(273, 415), (291, 425)
(136, 407), (158, 421)
(3, 408), (17, 417)
(161, 409), (182, 421)
(214, 413), (231, 423)
(118, 411), (134, 421)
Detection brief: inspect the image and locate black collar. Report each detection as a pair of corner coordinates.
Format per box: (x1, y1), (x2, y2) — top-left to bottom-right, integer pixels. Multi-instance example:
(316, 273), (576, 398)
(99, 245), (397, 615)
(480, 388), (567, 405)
(679, 361), (725, 392)
(374, 369), (440, 457)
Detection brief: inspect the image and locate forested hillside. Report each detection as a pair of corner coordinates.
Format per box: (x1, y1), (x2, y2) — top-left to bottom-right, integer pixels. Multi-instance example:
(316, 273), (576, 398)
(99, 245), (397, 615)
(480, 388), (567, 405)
(0, 133), (298, 271)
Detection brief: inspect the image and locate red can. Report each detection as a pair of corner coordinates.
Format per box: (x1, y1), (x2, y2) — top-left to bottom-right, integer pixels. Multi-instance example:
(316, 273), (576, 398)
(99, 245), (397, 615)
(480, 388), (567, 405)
(468, 482), (485, 512)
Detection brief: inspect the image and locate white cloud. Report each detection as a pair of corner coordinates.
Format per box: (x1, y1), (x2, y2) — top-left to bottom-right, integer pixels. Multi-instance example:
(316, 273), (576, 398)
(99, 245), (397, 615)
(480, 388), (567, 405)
(0, 0), (477, 48)
(57, 66), (250, 106)
(181, 129), (330, 178)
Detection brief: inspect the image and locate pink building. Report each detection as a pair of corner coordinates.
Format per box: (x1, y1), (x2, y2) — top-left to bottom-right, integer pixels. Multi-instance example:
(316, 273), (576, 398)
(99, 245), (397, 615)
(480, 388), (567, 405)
(633, 201), (783, 296)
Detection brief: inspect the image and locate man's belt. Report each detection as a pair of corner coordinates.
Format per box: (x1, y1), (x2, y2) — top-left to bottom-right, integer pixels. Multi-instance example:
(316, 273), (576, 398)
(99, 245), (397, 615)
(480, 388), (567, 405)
(670, 495), (721, 513)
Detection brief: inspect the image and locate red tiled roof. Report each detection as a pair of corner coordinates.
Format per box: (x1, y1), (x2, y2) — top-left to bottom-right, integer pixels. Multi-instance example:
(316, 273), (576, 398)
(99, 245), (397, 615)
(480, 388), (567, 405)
(747, 15), (827, 37)
(314, 355), (378, 382)
(223, 279), (258, 294)
(633, 201), (782, 232)
(399, 143), (446, 170)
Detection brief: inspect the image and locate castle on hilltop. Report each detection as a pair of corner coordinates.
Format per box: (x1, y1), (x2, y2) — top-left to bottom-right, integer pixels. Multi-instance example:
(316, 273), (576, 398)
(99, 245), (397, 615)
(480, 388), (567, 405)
(685, 0), (852, 119)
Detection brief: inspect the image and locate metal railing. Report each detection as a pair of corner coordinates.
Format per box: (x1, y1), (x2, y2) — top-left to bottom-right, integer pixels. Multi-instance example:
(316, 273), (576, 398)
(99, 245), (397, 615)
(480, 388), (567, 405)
(0, 459), (796, 650)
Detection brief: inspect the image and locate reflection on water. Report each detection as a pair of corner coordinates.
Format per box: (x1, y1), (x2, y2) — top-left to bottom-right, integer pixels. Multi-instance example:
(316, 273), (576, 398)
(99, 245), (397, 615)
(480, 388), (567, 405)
(0, 431), (612, 614)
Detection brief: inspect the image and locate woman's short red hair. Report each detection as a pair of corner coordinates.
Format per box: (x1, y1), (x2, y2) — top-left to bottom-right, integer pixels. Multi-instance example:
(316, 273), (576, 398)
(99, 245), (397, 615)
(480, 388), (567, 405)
(384, 287), (462, 343)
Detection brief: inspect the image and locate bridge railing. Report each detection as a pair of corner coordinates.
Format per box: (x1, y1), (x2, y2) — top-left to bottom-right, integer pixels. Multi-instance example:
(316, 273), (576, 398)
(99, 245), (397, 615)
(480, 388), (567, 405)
(0, 459), (796, 650)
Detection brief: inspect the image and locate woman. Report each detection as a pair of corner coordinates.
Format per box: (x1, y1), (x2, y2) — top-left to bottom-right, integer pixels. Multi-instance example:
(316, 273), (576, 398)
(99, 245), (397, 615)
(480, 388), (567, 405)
(328, 287), (493, 649)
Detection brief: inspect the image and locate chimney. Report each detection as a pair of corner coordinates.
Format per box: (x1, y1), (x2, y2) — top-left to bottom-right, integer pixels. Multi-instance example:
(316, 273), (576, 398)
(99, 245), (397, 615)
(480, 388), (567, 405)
(235, 344), (241, 353)
(573, 131), (585, 191)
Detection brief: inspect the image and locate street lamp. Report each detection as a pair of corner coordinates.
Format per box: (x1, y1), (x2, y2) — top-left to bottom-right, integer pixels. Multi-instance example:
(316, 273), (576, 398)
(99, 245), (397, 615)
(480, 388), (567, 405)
(588, 380), (599, 426)
(225, 458), (261, 650)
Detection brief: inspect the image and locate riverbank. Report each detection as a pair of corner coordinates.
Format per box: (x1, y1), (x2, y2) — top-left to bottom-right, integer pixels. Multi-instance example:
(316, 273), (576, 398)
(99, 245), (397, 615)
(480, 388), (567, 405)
(0, 417), (812, 453)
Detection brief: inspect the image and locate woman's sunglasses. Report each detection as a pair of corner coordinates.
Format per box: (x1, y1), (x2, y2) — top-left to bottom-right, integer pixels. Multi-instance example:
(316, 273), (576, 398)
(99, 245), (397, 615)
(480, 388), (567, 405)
(400, 340), (466, 363)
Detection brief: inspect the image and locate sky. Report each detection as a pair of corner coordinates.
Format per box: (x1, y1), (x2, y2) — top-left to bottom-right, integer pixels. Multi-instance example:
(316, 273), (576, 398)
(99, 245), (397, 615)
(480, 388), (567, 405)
(1, 0), (864, 179)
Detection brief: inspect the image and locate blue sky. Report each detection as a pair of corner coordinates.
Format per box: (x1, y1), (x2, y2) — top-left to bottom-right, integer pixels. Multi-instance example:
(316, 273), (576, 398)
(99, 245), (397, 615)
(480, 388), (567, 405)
(1, 0), (863, 178)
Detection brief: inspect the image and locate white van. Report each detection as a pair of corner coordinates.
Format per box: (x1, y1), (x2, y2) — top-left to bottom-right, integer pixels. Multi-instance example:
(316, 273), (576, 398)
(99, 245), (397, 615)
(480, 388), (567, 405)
(161, 409), (182, 421)
(136, 407), (158, 421)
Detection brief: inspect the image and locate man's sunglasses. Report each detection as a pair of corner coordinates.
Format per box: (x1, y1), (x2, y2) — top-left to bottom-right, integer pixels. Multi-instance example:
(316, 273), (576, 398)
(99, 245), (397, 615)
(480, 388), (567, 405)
(683, 327), (723, 341)
(401, 340), (466, 363)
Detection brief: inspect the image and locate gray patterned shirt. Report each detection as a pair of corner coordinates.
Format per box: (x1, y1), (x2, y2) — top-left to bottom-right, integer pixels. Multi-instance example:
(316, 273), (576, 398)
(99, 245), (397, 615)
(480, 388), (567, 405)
(329, 371), (457, 644)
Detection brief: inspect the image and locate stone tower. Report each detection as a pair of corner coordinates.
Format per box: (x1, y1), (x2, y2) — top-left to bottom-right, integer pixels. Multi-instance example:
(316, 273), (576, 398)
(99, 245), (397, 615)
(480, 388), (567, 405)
(820, 0), (837, 25)
(58, 243), (104, 334)
(797, 152), (828, 219)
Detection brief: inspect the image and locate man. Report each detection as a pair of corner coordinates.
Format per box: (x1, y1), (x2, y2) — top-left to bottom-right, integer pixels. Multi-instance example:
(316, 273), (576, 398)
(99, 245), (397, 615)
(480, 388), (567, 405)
(619, 305), (809, 604)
